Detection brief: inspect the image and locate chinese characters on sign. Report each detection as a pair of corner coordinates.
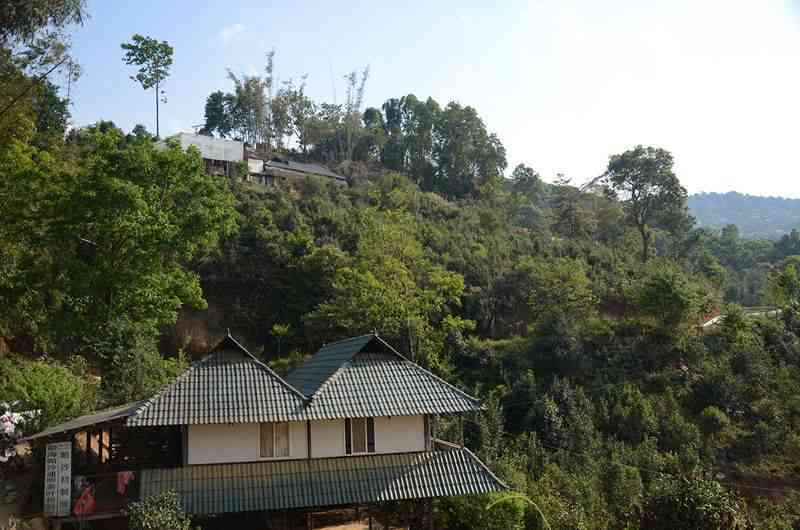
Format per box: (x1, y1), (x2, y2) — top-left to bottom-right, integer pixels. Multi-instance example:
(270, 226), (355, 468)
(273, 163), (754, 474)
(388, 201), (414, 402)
(44, 441), (72, 516)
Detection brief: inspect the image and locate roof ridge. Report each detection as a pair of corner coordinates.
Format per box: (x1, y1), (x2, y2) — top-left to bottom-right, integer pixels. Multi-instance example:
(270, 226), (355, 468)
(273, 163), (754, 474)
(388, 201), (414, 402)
(213, 333), (308, 401)
(242, 349), (309, 402)
(306, 359), (352, 401)
(368, 335), (482, 406)
(127, 355), (210, 424)
(128, 335), (308, 425)
(319, 333), (377, 349)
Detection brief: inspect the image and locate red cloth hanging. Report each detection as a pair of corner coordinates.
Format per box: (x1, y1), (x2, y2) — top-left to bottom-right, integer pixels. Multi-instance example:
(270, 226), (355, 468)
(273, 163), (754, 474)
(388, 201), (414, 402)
(116, 471), (135, 495)
(73, 486), (96, 516)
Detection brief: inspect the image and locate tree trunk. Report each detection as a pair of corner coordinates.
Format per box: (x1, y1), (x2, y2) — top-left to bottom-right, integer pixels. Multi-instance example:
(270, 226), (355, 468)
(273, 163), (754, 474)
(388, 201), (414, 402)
(155, 77), (160, 138)
(640, 225), (651, 262)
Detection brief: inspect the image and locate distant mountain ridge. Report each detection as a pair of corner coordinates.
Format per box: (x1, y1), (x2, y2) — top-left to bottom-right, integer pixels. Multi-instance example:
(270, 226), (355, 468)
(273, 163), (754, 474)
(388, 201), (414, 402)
(689, 191), (800, 239)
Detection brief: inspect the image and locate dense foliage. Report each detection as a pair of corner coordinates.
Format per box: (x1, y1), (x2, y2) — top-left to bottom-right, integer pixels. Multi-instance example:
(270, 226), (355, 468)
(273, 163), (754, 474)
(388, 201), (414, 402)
(690, 192), (800, 240)
(128, 490), (194, 530)
(4, 6), (800, 528)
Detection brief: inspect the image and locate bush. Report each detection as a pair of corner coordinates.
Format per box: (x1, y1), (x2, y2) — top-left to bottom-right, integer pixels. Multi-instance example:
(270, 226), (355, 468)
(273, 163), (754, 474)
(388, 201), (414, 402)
(89, 317), (187, 405)
(128, 490), (193, 530)
(0, 355), (98, 434)
(436, 493), (525, 530)
(641, 476), (746, 530)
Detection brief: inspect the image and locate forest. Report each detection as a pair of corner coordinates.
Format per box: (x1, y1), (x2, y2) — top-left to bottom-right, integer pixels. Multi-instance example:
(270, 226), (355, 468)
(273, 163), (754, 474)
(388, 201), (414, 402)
(5, 2), (800, 529)
(689, 192), (800, 240)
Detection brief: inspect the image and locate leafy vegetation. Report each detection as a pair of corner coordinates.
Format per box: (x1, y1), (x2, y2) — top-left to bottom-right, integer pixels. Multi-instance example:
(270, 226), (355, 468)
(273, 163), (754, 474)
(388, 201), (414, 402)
(128, 490), (195, 530)
(5, 4), (800, 529)
(690, 192), (800, 240)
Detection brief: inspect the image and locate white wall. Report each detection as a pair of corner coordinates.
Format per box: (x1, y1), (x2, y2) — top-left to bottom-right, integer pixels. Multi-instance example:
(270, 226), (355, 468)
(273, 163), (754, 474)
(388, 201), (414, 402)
(309, 416), (426, 458)
(310, 419), (345, 458)
(375, 415), (426, 454)
(187, 422), (307, 465)
(186, 416), (427, 464)
(177, 133), (243, 162)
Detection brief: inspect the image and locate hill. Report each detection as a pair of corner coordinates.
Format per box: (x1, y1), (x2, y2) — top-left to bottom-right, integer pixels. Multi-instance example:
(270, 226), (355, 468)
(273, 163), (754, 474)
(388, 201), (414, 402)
(689, 191), (800, 239)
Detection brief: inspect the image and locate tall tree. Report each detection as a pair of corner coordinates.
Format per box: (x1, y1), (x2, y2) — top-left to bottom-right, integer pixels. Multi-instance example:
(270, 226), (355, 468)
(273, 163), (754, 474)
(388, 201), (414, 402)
(1, 123), (237, 351)
(603, 145), (691, 262)
(0, 0), (86, 45)
(121, 34), (173, 137)
(432, 102), (506, 198)
(0, 0), (86, 74)
(201, 90), (229, 137)
(343, 66), (369, 161)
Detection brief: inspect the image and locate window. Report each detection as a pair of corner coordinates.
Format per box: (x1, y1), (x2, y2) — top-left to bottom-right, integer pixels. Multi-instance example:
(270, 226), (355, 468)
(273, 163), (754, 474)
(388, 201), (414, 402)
(260, 422), (290, 458)
(345, 417), (375, 455)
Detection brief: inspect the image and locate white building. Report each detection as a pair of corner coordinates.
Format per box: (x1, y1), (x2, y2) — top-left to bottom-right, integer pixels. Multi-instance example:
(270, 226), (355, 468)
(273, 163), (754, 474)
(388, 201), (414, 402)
(25, 333), (504, 528)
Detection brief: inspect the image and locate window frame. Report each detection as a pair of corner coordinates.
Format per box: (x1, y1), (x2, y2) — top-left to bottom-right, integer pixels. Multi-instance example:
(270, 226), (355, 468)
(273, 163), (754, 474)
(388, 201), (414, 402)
(345, 417), (375, 455)
(260, 422), (291, 459)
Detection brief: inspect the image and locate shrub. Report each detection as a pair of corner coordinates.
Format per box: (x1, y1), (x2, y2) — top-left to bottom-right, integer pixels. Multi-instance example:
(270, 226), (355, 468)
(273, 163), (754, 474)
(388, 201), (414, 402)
(128, 490), (193, 530)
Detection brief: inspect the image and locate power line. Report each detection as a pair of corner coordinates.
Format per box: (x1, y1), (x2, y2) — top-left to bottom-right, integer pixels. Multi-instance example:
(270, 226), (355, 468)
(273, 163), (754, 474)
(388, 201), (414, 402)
(0, 57), (69, 121)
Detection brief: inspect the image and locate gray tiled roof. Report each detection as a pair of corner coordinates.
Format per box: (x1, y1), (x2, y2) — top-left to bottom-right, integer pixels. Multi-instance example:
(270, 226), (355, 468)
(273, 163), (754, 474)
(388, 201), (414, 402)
(302, 353), (482, 420)
(140, 447), (506, 515)
(21, 401), (144, 441)
(286, 334), (376, 396)
(264, 158), (347, 182)
(288, 334), (482, 420)
(126, 335), (307, 426)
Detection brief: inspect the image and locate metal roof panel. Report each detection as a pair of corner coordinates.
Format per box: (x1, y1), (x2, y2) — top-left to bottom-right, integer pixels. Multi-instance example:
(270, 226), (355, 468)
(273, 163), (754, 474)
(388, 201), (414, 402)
(140, 447), (506, 515)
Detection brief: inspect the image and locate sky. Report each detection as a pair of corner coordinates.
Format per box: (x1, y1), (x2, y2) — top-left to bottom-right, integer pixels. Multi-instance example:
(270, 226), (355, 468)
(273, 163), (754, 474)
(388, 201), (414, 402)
(64, 0), (800, 197)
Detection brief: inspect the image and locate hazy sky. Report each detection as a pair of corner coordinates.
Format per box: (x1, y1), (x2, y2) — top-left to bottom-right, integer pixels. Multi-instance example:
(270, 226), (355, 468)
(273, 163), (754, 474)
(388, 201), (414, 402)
(65, 1), (800, 197)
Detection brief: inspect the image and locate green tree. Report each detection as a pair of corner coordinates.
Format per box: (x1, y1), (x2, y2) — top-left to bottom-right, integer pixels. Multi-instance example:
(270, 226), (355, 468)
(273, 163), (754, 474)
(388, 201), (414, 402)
(305, 209), (467, 367)
(0, 0), (86, 75)
(201, 90), (230, 137)
(634, 259), (711, 333)
(606, 383), (658, 444)
(603, 145), (692, 262)
(88, 317), (187, 405)
(121, 34), (173, 137)
(128, 490), (193, 530)
(0, 0), (85, 46)
(0, 355), (98, 434)
(432, 102), (506, 198)
(510, 163), (542, 201)
(768, 257), (800, 311)
(641, 476), (746, 530)
(438, 492), (526, 530)
(525, 257), (596, 321)
(1, 124), (237, 350)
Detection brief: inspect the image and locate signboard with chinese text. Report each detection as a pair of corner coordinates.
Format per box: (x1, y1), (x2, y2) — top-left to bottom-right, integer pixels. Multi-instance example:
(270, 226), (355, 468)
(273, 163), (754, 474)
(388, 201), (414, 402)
(44, 441), (72, 516)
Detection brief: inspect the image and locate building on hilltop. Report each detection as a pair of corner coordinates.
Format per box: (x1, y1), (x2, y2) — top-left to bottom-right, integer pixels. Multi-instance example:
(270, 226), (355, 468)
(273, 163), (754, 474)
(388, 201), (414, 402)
(171, 133), (347, 186)
(23, 333), (505, 529)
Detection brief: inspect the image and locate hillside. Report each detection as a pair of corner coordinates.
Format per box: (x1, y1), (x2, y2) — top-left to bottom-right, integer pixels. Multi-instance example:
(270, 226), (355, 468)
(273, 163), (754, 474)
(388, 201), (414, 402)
(690, 191), (800, 239)
(7, 4), (800, 527)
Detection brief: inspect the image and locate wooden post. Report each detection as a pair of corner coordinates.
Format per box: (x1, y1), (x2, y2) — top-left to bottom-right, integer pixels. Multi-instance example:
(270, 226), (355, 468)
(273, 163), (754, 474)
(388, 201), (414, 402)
(306, 420), (312, 459)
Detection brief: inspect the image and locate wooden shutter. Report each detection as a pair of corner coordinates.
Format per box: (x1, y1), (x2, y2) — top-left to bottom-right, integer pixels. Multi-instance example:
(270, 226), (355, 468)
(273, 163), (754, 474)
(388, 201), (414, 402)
(260, 423), (274, 458)
(367, 417), (375, 453)
(345, 418), (352, 455)
(275, 422), (290, 457)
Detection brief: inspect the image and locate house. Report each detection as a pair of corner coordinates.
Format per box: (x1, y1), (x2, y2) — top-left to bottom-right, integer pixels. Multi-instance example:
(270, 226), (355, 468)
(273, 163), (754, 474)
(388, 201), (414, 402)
(23, 333), (505, 528)
(171, 133), (347, 186)
(173, 132), (244, 177)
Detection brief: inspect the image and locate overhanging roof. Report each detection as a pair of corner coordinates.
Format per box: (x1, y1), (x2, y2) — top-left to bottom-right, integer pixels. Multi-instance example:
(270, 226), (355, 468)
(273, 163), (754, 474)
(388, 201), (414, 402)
(21, 401), (143, 441)
(140, 447), (506, 515)
(126, 335), (307, 426)
(264, 158), (346, 182)
(287, 334), (482, 420)
(24, 333), (483, 435)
